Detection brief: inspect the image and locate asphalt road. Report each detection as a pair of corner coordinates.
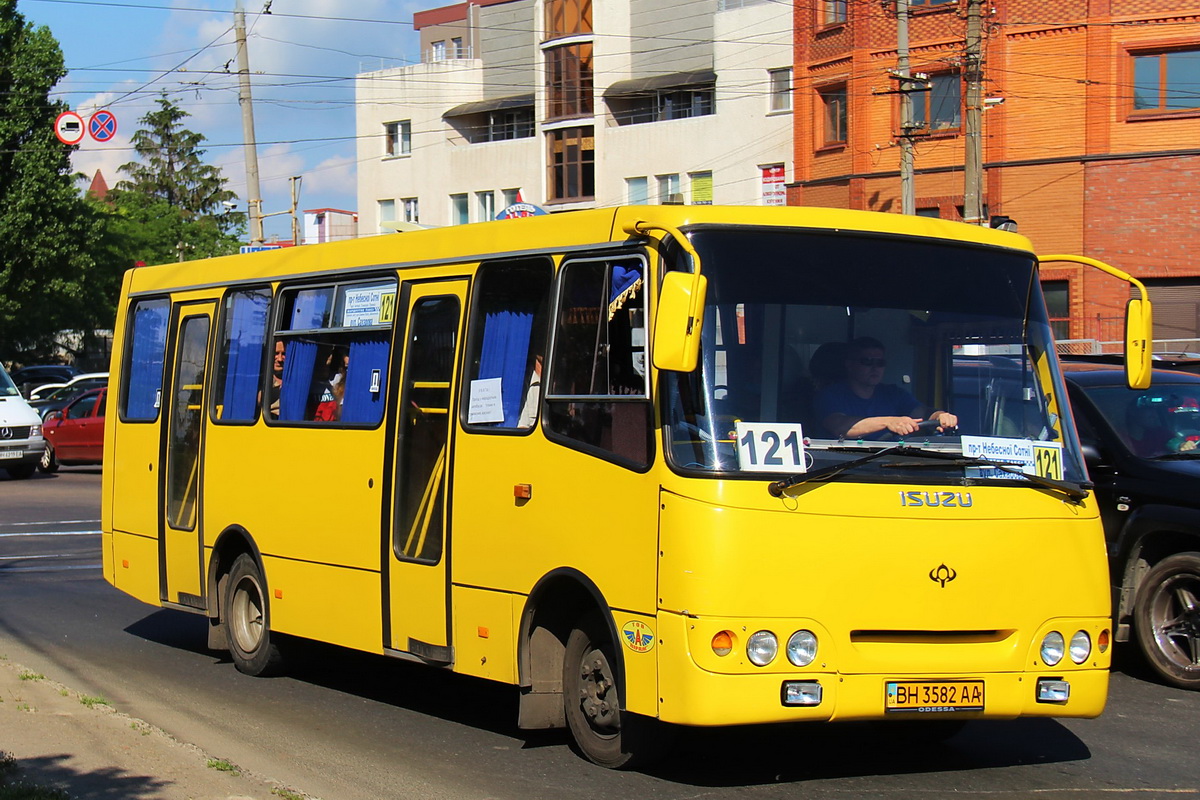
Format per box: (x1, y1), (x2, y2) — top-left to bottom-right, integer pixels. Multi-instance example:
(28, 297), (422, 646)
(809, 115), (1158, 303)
(2, 468), (1199, 799)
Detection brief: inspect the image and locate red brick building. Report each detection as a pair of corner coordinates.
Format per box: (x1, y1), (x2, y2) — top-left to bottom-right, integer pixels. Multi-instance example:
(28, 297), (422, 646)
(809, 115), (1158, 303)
(791, 1), (1200, 346)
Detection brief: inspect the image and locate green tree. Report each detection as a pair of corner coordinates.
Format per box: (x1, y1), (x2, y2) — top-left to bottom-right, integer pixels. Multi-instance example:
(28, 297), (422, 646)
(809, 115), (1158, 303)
(0, 0), (98, 361)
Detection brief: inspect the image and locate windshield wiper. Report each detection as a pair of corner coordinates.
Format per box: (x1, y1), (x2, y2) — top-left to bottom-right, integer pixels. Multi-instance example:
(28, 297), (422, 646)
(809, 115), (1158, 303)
(767, 445), (1092, 504)
(1152, 451), (1200, 460)
(879, 449), (1092, 503)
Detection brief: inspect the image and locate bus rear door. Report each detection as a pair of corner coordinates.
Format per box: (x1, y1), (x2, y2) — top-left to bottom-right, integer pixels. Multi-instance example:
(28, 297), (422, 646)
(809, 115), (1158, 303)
(386, 280), (468, 664)
(160, 301), (215, 610)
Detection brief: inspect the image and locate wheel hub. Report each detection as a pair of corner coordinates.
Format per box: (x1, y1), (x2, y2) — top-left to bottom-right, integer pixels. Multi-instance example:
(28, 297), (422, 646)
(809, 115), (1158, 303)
(578, 650), (619, 731)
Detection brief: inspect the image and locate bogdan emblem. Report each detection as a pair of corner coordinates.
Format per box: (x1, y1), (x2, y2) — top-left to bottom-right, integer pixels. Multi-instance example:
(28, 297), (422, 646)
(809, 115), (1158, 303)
(621, 620), (655, 653)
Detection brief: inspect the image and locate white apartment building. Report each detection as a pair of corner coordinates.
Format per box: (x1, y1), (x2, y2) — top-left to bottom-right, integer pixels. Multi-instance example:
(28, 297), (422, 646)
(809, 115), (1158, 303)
(355, 0), (793, 233)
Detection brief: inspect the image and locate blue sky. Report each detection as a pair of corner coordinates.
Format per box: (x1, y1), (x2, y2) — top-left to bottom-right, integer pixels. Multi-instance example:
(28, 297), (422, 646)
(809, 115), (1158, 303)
(21, 0), (441, 241)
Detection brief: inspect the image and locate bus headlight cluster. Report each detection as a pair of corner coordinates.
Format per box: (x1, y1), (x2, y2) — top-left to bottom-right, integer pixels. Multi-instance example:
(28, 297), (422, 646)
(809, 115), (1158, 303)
(1040, 630), (1093, 666)
(712, 629), (819, 667)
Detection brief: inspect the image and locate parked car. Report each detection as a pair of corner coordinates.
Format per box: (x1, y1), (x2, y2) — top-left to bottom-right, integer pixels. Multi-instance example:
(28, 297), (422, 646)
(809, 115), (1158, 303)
(1060, 351), (1200, 375)
(1062, 362), (1200, 689)
(40, 387), (106, 472)
(10, 364), (79, 397)
(0, 363), (47, 479)
(29, 373), (109, 419)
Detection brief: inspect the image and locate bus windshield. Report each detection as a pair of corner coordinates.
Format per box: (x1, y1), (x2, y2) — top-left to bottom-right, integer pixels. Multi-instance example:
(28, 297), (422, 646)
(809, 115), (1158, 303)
(664, 227), (1086, 485)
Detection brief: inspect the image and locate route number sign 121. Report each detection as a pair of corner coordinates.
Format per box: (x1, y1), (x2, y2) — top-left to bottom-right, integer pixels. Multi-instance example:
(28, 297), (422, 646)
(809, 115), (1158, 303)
(735, 421), (808, 473)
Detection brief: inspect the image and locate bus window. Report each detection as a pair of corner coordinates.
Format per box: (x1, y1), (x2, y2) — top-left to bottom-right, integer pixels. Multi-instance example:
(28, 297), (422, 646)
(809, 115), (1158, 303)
(272, 279), (397, 425)
(212, 288), (271, 423)
(121, 298), (169, 421)
(545, 255), (652, 466)
(463, 258), (553, 430)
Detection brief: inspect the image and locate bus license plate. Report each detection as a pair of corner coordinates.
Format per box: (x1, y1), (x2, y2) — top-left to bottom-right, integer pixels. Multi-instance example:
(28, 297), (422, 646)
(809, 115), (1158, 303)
(885, 681), (984, 712)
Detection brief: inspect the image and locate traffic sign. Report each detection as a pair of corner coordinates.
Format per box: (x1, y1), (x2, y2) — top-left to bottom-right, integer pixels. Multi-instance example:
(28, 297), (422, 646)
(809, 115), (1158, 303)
(54, 111), (85, 145)
(88, 109), (117, 142)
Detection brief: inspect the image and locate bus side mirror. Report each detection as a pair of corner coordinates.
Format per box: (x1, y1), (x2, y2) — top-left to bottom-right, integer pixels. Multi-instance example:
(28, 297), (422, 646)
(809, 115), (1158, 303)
(654, 271), (707, 373)
(1125, 297), (1153, 390)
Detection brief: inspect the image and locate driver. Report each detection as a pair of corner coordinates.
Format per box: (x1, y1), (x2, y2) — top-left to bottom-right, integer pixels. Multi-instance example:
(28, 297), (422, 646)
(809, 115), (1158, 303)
(815, 337), (957, 439)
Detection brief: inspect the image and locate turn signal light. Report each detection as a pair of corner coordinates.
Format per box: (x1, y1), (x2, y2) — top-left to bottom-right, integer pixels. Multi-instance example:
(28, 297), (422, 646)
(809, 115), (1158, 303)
(711, 630), (733, 657)
(1097, 629), (1110, 653)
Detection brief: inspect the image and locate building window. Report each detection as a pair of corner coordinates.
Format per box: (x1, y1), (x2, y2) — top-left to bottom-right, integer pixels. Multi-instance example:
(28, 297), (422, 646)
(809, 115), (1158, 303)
(451, 37), (463, 58)
(432, 40), (446, 61)
(451, 193), (469, 225)
(1043, 280), (1070, 340)
(690, 171), (713, 205)
(609, 83), (715, 125)
(657, 173), (681, 204)
(546, 0), (592, 39)
(1132, 49), (1200, 113)
(769, 68), (792, 113)
(502, 188), (521, 207)
(913, 72), (961, 133)
(378, 199), (396, 233)
(477, 190), (495, 221)
(546, 43), (594, 119)
(819, 85), (847, 145)
(626, 176), (648, 205)
(488, 108), (535, 141)
(548, 126), (594, 202)
(402, 197), (419, 224)
(384, 120), (411, 157)
(822, 0), (847, 25)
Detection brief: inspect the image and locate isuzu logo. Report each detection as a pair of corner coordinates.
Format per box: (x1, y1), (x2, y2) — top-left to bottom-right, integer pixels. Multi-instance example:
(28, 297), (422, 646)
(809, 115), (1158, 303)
(899, 491), (973, 507)
(929, 564), (958, 588)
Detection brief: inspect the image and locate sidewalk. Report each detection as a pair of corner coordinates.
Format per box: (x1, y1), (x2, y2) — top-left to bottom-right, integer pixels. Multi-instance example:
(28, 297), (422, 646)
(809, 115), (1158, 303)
(0, 656), (311, 800)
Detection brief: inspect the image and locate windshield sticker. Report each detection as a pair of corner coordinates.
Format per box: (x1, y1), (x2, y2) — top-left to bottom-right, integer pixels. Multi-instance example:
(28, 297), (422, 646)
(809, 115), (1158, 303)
(735, 422), (809, 473)
(961, 436), (1063, 480)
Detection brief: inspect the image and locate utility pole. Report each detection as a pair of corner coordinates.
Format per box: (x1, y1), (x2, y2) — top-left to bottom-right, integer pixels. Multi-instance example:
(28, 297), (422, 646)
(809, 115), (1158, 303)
(963, 0), (985, 225)
(896, 0), (915, 215)
(290, 176), (302, 246)
(234, 4), (265, 245)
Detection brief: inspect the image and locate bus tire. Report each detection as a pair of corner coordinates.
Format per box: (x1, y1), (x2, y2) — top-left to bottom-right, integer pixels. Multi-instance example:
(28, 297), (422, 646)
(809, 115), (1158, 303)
(38, 443), (58, 474)
(225, 553), (284, 676)
(562, 620), (669, 769)
(1133, 552), (1200, 690)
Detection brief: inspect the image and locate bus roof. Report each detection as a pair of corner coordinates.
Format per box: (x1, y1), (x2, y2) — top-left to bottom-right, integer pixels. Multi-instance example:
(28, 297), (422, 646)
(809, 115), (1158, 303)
(123, 205), (1036, 295)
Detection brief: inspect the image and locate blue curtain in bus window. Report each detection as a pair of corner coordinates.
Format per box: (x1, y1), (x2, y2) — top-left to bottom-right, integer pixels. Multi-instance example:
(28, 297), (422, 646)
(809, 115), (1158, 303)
(221, 291), (269, 421)
(478, 310), (533, 426)
(342, 337), (390, 424)
(126, 301), (169, 420)
(609, 264), (643, 319)
(279, 339), (317, 421)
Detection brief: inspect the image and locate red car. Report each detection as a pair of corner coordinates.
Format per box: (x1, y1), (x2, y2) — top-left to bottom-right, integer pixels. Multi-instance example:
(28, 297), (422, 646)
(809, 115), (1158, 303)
(39, 387), (106, 472)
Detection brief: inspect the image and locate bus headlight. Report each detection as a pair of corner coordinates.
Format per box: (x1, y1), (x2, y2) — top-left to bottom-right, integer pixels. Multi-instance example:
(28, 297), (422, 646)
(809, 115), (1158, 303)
(1069, 630), (1091, 664)
(1040, 631), (1065, 666)
(747, 631), (778, 666)
(785, 630), (818, 667)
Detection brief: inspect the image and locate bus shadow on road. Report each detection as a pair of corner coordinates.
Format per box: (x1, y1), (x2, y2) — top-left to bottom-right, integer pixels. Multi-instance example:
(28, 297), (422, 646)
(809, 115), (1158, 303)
(125, 610), (1092, 784)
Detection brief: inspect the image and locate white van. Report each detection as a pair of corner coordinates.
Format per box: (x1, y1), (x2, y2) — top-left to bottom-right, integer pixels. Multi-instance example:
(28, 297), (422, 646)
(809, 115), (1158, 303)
(0, 363), (46, 479)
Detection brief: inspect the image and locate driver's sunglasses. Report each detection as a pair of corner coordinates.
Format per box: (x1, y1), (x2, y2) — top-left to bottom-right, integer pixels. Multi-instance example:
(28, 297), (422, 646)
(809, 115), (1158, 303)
(857, 357), (886, 367)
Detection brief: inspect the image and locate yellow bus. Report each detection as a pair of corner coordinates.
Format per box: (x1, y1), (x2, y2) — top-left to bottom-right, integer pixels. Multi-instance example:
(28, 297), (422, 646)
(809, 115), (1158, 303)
(101, 205), (1151, 768)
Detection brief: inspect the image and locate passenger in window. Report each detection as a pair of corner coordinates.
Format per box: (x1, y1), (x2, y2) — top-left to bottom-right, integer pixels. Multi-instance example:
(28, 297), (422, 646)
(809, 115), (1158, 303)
(517, 354), (542, 428)
(816, 337), (957, 439)
(266, 340), (285, 419)
(313, 346), (348, 422)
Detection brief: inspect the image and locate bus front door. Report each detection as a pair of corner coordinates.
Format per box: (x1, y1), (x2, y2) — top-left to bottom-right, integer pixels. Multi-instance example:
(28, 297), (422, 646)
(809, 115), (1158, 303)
(159, 302), (215, 610)
(386, 281), (467, 664)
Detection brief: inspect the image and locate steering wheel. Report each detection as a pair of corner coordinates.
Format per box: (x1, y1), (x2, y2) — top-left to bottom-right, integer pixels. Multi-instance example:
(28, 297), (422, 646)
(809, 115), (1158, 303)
(879, 418), (955, 441)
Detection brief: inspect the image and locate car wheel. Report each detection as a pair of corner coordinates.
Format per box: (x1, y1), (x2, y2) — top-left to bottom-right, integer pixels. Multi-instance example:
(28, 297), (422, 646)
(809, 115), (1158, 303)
(38, 443), (58, 474)
(1134, 552), (1200, 690)
(562, 618), (671, 769)
(224, 553), (285, 676)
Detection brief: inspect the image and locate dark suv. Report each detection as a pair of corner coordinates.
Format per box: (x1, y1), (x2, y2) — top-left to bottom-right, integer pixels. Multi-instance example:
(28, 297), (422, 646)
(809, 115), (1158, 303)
(1063, 362), (1200, 689)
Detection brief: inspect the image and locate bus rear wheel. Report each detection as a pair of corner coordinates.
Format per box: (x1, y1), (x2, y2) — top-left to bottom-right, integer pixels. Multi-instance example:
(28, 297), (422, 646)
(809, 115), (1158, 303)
(563, 620), (668, 769)
(225, 553), (284, 676)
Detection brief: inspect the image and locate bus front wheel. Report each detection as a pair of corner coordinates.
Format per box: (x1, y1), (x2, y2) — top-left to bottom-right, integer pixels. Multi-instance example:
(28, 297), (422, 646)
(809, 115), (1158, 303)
(563, 620), (668, 769)
(225, 553), (284, 676)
